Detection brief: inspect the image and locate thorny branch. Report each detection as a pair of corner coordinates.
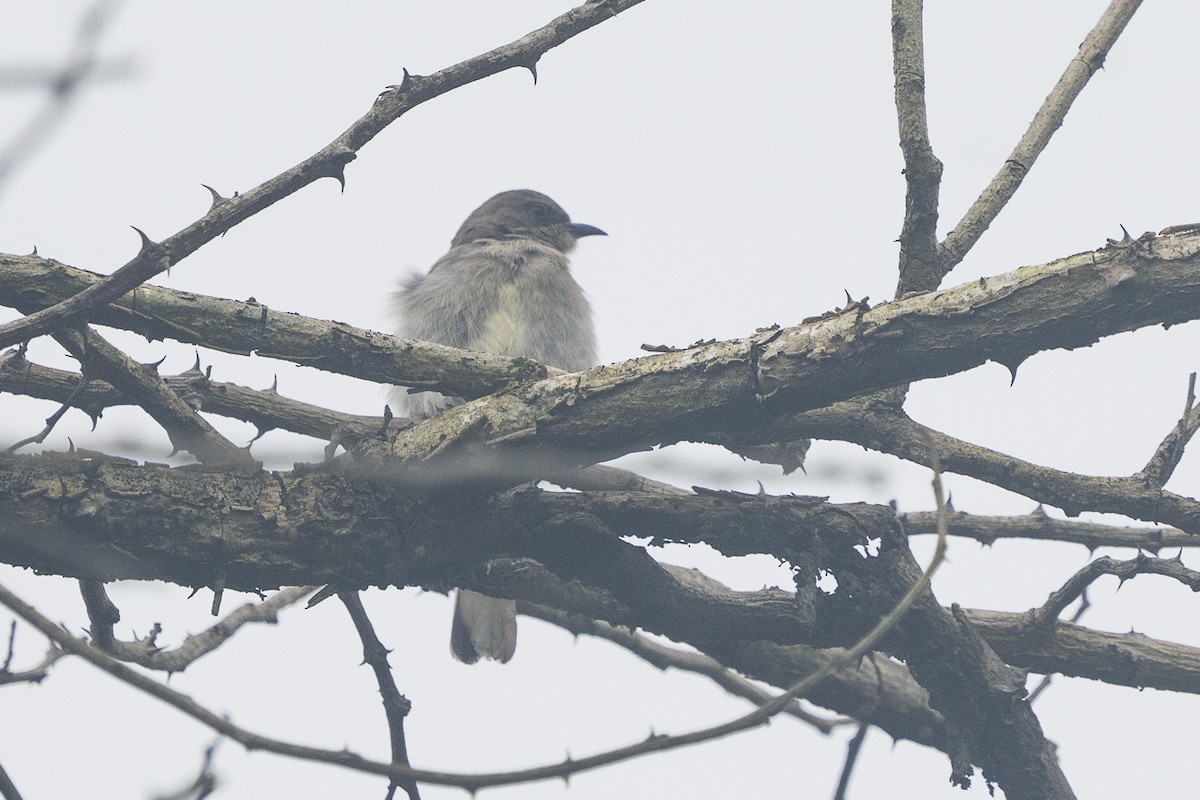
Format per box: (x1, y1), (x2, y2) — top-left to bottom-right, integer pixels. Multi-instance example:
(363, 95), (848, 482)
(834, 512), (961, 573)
(80, 583), (314, 672)
(1136, 372), (1200, 487)
(519, 602), (847, 732)
(0, 253), (554, 401)
(781, 402), (1200, 532)
(53, 326), (254, 467)
(0, 0), (647, 350)
(0, 620), (64, 686)
(339, 592), (420, 800)
(1027, 553), (1200, 629)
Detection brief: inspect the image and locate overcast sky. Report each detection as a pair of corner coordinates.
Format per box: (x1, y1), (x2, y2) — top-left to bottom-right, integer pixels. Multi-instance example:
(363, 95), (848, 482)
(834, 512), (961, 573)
(3, 2), (1200, 798)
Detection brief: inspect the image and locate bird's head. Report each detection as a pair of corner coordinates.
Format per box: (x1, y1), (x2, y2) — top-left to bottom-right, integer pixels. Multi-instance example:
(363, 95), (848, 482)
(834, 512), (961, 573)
(450, 189), (605, 253)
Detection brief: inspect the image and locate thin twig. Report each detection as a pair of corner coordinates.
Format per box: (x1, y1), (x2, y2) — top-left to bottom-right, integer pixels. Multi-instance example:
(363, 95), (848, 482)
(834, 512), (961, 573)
(151, 743), (218, 800)
(1026, 591), (1091, 704)
(339, 592), (419, 800)
(519, 603), (846, 732)
(0, 620), (66, 686)
(832, 724), (869, 800)
(1136, 372), (1200, 487)
(0, 759), (24, 800)
(940, 0), (1144, 271)
(83, 583), (315, 672)
(1026, 554), (1200, 630)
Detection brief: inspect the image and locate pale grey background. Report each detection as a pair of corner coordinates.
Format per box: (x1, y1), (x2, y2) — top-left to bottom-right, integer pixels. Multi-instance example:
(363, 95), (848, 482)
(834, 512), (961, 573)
(2, 2), (1199, 797)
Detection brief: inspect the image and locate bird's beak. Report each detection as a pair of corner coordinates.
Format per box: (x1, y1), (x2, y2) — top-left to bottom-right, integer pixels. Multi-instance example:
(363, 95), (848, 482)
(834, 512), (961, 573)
(567, 222), (606, 239)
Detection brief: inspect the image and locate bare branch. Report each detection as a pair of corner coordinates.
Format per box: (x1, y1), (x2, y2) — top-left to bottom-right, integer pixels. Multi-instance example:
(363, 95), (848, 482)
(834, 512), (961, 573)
(964, 608), (1200, 695)
(891, 0), (944, 294)
(1135, 372), (1200, 487)
(53, 327), (255, 467)
(0, 351), (389, 450)
(151, 744), (218, 800)
(940, 0), (1144, 270)
(832, 724), (869, 800)
(789, 403), (1200, 532)
(1026, 553), (1200, 629)
(339, 592), (420, 800)
(0, 758), (24, 800)
(519, 602), (845, 732)
(82, 583), (314, 672)
(2, 344), (90, 455)
(903, 508), (1198, 552)
(0, 620), (65, 686)
(0, 254), (554, 399)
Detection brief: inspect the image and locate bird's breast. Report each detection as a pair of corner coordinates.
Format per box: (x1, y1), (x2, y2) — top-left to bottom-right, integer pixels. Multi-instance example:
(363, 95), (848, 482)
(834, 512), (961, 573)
(477, 282), (527, 356)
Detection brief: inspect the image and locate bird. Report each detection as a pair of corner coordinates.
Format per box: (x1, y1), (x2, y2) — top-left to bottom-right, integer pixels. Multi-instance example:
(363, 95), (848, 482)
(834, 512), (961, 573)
(390, 189), (604, 663)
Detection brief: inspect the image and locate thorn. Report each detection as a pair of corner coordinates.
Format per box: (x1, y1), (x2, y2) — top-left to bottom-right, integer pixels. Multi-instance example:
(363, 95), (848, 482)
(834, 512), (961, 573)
(180, 352), (204, 376)
(67, 437), (75, 453)
(995, 356), (1023, 386)
(266, 376), (279, 394)
(525, 59), (539, 84)
(210, 578), (225, 616)
(131, 226), (154, 254)
(28, 245), (38, 257)
(88, 412), (100, 431)
(307, 585), (336, 608)
(141, 355), (167, 372)
(323, 147), (356, 192)
(1029, 504), (1048, 519)
(1106, 224), (1136, 248)
(201, 184), (229, 210)
(131, 226), (171, 274)
(247, 425), (272, 446)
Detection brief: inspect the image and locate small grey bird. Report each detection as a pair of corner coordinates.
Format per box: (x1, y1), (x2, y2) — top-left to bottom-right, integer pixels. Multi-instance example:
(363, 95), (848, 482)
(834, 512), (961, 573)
(391, 189), (604, 663)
